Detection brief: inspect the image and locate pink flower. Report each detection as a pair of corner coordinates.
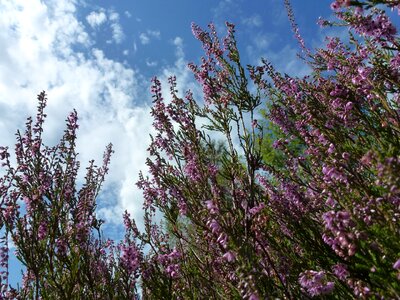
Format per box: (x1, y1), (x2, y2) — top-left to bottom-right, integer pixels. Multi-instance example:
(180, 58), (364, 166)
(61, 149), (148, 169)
(330, 1), (340, 11)
(393, 259), (400, 270)
(332, 263), (349, 280)
(207, 219), (221, 234)
(299, 270), (335, 296)
(249, 294), (259, 300)
(222, 251), (236, 262)
(38, 222), (47, 240)
(205, 200), (219, 214)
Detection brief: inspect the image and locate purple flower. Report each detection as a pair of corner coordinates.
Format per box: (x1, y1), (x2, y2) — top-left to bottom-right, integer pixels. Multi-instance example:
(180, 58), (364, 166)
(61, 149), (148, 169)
(249, 202), (265, 216)
(38, 222), (47, 240)
(207, 219), (221, 234)
(342, 152), (350, 160)
(322, 211), (357, 257)
(345, 102), (353, 111)
(299, 270), (335, 296)
(56, 238), (67, 255)
(120, 243), (141, 275)
(332, 263), (349, 280)
(217, 232), (228, 249)
(327, 143), (335, 154)
(322, 165), (348, 184)
(330, 1), (340, 11)
(393, 258), (400, 270)
(183, 154), (202, 182)
(123, 211), (132, 230)
(178, 199), (187, 215)
(222, 251), (236, 262)
(249, 294), (259, 300)
(0, 244), (9, 271)
(205, 200), (219, 214)
(165, 263), (180, 279)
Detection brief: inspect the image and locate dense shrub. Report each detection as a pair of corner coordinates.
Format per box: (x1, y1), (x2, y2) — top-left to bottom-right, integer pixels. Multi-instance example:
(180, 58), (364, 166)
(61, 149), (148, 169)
(0, 93), (142, 299)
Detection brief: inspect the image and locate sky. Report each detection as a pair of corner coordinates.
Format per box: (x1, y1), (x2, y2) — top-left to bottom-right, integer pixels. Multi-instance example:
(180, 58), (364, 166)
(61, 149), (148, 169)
(0, 0), (338, 242)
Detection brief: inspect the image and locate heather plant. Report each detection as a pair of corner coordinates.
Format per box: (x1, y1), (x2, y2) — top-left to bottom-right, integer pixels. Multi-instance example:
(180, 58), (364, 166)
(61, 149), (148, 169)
(258, 1), (400, 297)
(135, 1), (400, 299)
(135, 22), (318, 299)
(0, 92), (142, 299)
(260, 1), (400, 297)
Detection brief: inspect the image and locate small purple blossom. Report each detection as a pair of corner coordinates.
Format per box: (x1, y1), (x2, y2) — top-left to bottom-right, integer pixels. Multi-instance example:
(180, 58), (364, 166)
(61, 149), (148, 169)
(222, 251), (236, 262)
(332, 263), (349, 281)
(299, 270), (335, 296)
(205, 200), (219, 214)
(207, 219), (221, 234)
(249, 293), (259, 300)
(38, 222), (47, 240)
(183, 155), (202, 182)
(393, 258), (400, 270)
(120, 243), (141, 275)
(322, 210), (357, 257)
(56, 238), (67, 256)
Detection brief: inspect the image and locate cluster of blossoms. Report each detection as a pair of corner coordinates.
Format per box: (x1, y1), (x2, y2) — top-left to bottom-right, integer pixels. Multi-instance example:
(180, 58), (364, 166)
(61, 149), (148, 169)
(322, 210), (357, 257)
(156, 248), (181, 279)
(298, 270), (335, 296)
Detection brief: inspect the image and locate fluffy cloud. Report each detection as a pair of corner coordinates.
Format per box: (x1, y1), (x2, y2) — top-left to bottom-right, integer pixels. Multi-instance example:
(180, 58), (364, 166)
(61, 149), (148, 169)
(86, 10), (107, 28)
(145, 59), (158, 67)
(0, 0), (152, 230)
(124, 10), (132, 18)
(242, 14), (263, 27)
(139, 33), (150, 45)
(139, 29), (161, 45)
(86, 10), (124, 44)
(108, 11), (124, 44)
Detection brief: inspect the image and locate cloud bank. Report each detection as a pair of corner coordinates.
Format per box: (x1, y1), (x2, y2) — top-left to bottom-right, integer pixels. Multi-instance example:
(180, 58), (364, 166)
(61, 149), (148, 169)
(0, 0), (155, 232)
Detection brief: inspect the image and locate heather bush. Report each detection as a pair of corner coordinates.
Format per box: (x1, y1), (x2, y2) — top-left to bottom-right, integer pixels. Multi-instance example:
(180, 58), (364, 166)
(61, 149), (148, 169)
(135, 1), (400, 299)
(0, 93), (142, 299)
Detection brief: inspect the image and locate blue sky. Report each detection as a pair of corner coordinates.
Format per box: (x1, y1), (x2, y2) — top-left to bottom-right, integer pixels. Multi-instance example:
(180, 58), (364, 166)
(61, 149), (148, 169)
(0, 0), (344, 283)
(79, 0), (333, 76)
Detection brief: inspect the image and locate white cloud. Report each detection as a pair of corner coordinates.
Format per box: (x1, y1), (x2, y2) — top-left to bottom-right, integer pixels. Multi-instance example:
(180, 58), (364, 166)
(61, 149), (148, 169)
(0, 0), (152, 231)
(124, 10), (131, 18)
(212, 0), (241, 32)
(246, 41), (310, 78)
(85, 9), (123, 44)
(111, 22), (124, 43)
(139, 33), (150, 45)
(109, 11), (119, 22)
(86, 10), (107, 28)
(242, 14), (263, 27)
(107, 11), (124, 44)
(108, 12), (125, 44)
(173, 36), (184, 58)
(253, 33), (271, 50)
(145, 59), (158, 67)
(133, 41), (138, 53)
(139, 29), (160, 45)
